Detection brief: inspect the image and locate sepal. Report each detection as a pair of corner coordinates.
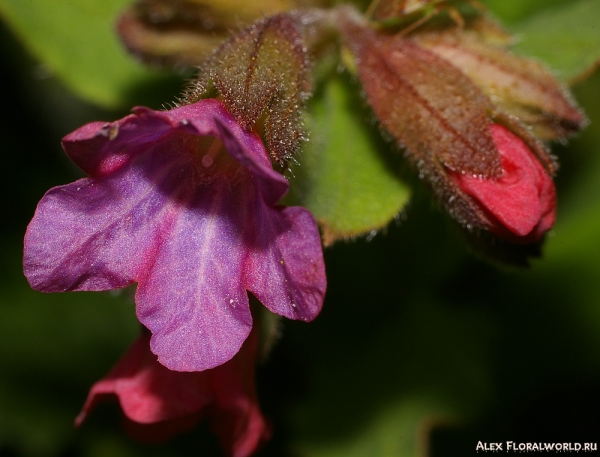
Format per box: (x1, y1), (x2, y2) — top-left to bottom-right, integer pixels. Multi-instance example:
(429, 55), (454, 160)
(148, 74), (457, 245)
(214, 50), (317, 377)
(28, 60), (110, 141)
(182, 14), (312, 164)
(414, 16), (586, 141)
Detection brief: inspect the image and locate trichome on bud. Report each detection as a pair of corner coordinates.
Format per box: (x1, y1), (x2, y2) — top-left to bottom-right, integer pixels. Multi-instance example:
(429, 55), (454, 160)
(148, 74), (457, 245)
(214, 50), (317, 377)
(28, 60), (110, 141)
(413, 17), (586, 140)
(182, 14), (312, 165)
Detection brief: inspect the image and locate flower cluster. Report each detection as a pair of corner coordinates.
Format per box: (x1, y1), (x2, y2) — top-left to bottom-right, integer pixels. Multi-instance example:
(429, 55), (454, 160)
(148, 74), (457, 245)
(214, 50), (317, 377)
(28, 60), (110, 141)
(24, 97), (325, 455)
(23, 0), (586, 455)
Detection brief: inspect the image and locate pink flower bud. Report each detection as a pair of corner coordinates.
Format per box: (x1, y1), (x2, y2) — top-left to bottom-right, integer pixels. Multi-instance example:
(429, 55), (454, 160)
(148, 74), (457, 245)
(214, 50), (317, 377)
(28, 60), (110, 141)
(448, 124), (556, 242)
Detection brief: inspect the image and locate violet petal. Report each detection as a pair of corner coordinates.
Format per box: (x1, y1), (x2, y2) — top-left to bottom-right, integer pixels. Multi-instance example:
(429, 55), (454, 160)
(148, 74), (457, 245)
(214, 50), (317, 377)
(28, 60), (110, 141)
(244, 205), (326, 322)
(24, 130), (192, 292)
(136, 175), (258, 372)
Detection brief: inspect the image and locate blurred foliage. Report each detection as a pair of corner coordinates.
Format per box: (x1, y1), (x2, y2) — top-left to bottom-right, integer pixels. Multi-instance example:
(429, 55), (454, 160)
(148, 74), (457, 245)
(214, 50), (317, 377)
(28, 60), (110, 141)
(0, 0), (177, 108)
(0, 0), (599, 457)
(510, 0), (600, 83)
(481, 0), (573, 23)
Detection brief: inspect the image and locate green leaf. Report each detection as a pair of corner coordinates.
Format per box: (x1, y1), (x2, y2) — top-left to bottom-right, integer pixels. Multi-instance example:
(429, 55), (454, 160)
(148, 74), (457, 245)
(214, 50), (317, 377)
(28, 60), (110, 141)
(0, 0), (167, 107)
(293, 75), (411, 245)
(509, 0), (600, 83)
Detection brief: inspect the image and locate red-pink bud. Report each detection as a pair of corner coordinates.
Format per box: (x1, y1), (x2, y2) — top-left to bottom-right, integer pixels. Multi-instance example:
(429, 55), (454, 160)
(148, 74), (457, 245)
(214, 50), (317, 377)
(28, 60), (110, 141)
(449, 124), (556, 243)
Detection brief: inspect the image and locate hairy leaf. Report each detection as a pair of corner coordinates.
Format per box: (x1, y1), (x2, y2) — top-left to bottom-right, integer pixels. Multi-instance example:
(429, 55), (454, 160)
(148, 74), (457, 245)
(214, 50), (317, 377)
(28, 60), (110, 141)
(294, 75), (411, 245)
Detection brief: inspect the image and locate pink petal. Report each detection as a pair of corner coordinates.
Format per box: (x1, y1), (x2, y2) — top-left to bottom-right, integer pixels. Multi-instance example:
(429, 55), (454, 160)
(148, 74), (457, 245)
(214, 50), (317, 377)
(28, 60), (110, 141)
(76, 333), (210, 427)
(77, 328), (271, 455)
(23, 143), (189, 292)
(209, 325), (272, 457)
(136, 176), (255, 372)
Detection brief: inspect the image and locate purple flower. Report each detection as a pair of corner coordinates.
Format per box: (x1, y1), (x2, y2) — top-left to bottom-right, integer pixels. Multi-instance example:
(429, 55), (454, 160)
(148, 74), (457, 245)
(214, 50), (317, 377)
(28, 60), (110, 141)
(24, 99), (326, 371)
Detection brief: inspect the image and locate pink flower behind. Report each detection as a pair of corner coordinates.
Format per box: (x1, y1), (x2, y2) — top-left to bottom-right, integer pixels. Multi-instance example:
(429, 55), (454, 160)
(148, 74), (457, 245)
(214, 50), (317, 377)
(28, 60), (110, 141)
(23, 99), (326, 372)
(449, 124), (556, 242)
(76, 328), (270, 457)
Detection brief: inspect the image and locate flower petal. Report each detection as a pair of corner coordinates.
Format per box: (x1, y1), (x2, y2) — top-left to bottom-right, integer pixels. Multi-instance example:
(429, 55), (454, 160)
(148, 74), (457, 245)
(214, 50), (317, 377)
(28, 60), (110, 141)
(23, 131), (192, 292)
(62, 115), (171, 177)
(451, 124), (556, 240)
(62, 99), (288, 204)
(76, 328), (271, 454)
(136, 177), (256, 372)
(245, 205), (326, 322)
(24, 99), (289, 294)
(210, 323), (272, 457)
(75, 333), (210, 427)
(24, 98), (326, 374)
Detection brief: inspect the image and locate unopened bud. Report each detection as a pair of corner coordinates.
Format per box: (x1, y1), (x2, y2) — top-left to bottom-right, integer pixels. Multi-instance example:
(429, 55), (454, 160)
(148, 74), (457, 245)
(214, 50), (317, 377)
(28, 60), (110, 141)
(414, 17), (586, 140)
(182, 13), (312, 164)
(118, 0), (332, 67)
(336, 7), (563, 248)
(448, 124), (556, 243)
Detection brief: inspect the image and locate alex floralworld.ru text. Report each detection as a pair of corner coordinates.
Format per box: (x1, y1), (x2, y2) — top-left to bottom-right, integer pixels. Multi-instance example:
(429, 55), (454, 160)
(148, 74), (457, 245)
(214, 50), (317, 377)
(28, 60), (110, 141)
(476, 441), (598, 452)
